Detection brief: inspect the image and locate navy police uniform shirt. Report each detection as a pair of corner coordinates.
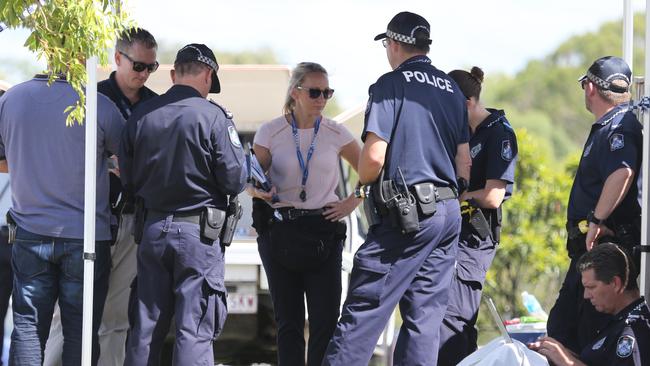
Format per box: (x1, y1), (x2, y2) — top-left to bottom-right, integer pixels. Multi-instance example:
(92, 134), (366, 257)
(119, 84), (247, 212)
(363, 55), (469, 188)
(468, 108), (517, 201)
(580, 297), (650, 366)
(567, 104), (642, 222)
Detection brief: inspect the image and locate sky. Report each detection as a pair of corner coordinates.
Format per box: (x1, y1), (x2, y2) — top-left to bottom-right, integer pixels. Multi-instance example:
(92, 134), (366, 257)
(0, 0), (646, 110)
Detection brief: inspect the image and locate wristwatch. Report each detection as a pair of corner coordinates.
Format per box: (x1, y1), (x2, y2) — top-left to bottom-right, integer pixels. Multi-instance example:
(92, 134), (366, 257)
(354, 183), (367, 199)
(457, 177), (468, 196)
(586, 210), (604, 226)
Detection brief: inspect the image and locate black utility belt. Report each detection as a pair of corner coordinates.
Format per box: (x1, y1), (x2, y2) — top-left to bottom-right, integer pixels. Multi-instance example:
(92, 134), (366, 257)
(276, 207), (325, 221)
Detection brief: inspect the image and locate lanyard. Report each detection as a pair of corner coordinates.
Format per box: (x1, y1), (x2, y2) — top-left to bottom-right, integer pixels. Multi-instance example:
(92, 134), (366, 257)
(290, 112), (321, 202)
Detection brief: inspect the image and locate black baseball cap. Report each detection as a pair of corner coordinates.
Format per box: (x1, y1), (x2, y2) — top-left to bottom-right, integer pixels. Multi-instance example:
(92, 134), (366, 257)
(374, 11), (432, 46)
(174, 43), (221, 94)
(579, 56), (631, 93)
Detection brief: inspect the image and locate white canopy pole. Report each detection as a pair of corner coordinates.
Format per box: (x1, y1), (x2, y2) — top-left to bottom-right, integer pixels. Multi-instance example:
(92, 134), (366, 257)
(640, 0), (650, 300)
(623, 0), (634, 71)
(82, 56), (98, 366)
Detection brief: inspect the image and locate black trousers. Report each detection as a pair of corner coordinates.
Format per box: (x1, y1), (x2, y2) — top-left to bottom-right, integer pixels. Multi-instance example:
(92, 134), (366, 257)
(257, 230), (343, 366)
(0, 230), (11, 366)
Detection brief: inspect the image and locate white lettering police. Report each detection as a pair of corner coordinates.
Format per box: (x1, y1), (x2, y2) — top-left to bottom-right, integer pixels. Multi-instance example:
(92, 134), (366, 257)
(402, 71), (454, 93)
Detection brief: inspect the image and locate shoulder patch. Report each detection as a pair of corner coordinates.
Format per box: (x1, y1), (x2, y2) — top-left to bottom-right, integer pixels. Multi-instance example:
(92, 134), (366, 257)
(470, 143), (482, 159)
(209, 98), (234, 119)
(616, 335), (635, 358)
(228, 125), (242, 148)
(610, 133), (624, 151)
(501, 140), (513, 161)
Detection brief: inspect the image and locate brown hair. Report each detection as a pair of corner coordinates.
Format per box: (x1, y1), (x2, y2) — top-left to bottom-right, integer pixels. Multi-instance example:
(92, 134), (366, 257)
(577, 242), (638, 291)
(174, 61), (210, 77)
(116, 27), (158, 52)
(448, 66), (484, 100)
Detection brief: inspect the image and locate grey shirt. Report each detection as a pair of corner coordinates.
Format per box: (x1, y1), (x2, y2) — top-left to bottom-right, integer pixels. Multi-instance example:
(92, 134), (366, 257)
(0, 76), (124, 240)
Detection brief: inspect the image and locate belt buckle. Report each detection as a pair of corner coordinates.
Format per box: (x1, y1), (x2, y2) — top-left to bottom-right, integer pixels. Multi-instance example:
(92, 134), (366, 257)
(287, 209), (297, 220)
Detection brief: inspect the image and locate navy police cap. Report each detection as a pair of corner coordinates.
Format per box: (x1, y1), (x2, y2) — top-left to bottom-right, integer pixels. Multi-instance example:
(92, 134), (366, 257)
(174, 43), (221, 94)
(579, 56), (631, 93)
(374, 11), (432, 46)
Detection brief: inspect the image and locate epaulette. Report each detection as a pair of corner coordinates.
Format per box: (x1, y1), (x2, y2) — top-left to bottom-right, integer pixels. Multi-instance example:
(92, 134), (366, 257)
(625, 302), (650, 327)
(208, 98), (233, 119)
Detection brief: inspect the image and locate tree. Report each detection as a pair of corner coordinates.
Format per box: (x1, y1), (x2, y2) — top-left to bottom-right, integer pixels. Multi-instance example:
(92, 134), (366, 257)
(0, 0), (130, 124)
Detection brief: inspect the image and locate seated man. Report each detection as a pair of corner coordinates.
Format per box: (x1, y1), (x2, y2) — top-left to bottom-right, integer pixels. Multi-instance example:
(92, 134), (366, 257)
(529, 243), (649, 366)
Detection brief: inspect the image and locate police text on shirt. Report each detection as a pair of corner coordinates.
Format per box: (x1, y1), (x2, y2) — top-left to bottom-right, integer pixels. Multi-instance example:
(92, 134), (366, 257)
(402, 71), (454, 93)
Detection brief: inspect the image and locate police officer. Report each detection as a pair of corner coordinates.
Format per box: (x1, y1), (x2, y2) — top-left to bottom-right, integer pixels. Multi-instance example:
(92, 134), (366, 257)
(547, 56), (642, 353)
(438, 66), (518, 366)
(322, 11), (471, 366)
(530, 243), (650, 366)
(120, 43), (247, 365)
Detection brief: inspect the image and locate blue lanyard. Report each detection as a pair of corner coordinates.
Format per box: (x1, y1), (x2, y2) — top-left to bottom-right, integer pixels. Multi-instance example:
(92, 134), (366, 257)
(290, 112), (321, 201)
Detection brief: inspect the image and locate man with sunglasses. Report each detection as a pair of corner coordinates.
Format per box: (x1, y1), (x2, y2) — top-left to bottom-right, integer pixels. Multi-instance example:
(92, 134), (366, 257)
(547, 56), (643, 355)
(42, 27), (159, 366)
(323, 11), (470, 366)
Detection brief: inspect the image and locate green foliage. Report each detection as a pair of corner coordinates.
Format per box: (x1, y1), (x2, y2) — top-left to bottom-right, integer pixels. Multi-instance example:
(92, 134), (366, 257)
(0, 0), (131, 125)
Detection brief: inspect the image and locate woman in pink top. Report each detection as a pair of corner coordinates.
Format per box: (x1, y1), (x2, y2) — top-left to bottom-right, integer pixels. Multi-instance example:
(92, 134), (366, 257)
(248, 62), (361, 366)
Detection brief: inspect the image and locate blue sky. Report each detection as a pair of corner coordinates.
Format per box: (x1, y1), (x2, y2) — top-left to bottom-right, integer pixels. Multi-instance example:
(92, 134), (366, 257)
(0, 0), (645, 109)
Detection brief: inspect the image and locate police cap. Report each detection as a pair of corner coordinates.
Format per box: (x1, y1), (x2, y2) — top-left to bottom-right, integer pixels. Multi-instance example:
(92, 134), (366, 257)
(175, 43), (221, 94)
(579, 56), (631, 93)
(374, 11), (432, 46)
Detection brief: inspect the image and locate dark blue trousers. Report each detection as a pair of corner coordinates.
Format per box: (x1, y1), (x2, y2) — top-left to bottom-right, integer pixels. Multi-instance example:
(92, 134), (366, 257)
(124, 215), (228, 366)
(322, 199), (461, 366)
(438, 223), (497, 366)
(258, 227), (343, 366)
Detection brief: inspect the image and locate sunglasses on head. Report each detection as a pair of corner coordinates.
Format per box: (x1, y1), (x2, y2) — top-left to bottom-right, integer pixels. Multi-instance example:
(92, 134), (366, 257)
(296, 86), (334, 99)
(119, 51), (159, 73)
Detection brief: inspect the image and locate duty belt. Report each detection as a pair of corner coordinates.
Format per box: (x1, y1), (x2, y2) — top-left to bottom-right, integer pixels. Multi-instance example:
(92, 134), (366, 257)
(277, 208), (325, 221)
(148, 209), (203, 225)
(431, 186), (457, 202)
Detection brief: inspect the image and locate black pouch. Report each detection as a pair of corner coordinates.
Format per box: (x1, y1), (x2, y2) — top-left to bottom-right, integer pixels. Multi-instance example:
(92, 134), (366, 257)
(133, 198), (146, 244)
(200, 207), (226, 243)
(5, 212), (15, 244)
(412, 182), (437, 216)
(270, 216), (346, 272)
(220, 197), (242, 247)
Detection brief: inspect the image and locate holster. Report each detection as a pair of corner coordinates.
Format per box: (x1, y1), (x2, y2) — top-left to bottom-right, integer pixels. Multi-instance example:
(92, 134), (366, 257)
(5, 211), (15, 244)
(133, 197), (146, 244)
(461, 200), (492, 240)
(200, 206), (226, 243)
(220, 196), (242, 247)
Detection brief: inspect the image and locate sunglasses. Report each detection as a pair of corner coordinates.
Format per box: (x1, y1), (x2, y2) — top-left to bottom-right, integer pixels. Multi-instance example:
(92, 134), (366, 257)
(296, 86), (335, 99)
(382, 38), (390, 48)
(119, 51), (159, 73)
(580, 79), (590, 90)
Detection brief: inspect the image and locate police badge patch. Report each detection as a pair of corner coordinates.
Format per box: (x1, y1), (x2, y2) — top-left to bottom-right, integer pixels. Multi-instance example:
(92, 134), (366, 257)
(616, 335), (635, 358)
(610, 133), (624, 151)
(501, 140), (513, 161)
(470, 143), (482, 159)
(228, 125), (242, 148)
